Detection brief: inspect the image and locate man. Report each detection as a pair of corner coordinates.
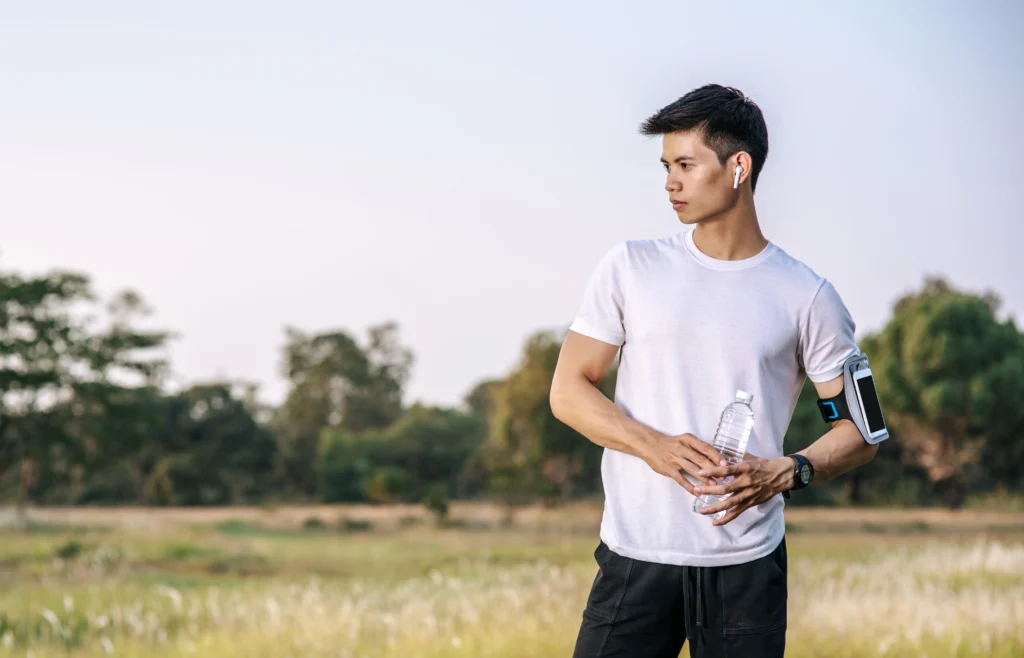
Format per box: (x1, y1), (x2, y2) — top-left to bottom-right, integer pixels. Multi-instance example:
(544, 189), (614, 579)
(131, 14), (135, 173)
(550, 84), (880, 658)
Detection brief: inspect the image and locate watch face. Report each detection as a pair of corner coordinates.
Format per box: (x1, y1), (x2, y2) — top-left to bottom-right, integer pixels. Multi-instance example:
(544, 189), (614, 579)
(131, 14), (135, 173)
(799, 464), (812, 484)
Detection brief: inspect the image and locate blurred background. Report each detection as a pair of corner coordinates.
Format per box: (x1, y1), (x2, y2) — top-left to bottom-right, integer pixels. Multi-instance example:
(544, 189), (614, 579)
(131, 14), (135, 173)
(1, 1), (1022, 657)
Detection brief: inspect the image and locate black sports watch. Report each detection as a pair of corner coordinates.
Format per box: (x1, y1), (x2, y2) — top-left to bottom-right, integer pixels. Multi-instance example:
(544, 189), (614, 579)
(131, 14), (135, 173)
(782, 454), (814, 499)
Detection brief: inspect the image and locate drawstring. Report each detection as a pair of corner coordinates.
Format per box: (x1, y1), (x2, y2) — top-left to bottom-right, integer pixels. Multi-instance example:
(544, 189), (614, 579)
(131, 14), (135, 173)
(696, 566), (704, 629)
(686, 565), (707, 638)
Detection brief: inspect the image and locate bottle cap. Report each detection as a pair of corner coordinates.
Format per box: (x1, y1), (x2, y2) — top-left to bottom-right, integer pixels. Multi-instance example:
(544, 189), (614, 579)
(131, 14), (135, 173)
(736, 390), (753, 402)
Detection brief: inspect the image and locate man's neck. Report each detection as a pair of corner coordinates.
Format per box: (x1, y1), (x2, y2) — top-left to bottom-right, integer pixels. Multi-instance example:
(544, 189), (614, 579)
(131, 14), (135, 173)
(691, 198), (768, 261)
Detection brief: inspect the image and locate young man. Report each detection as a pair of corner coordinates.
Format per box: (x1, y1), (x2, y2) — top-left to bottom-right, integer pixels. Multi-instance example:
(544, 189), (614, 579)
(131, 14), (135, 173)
(550, 84), (880, 658)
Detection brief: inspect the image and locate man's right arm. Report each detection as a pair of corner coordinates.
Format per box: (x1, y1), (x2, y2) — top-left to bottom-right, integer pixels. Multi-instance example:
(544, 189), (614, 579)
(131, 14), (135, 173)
(549, 331), (723, 494)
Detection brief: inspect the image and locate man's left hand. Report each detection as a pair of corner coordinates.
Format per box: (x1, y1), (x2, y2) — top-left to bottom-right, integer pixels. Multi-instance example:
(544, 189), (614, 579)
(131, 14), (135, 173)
(693, 455), (794, 526)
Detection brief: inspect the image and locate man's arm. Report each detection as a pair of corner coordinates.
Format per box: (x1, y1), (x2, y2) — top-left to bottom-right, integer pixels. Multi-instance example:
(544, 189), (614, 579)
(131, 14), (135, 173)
(550, 331), (724, 495)
(792, 374), (879, 481)
(692, 373), (879, 526)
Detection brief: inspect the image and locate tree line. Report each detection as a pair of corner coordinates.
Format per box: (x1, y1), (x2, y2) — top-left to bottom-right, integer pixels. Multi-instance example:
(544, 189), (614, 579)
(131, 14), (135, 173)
(1, 265), (1022, 515)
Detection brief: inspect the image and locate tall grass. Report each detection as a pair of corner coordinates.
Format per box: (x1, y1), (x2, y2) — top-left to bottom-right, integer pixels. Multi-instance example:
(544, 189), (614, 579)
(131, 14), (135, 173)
(1, 536), (1021, 657)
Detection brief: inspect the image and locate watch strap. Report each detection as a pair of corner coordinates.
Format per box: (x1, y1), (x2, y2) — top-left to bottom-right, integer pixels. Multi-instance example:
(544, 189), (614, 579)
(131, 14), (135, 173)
(783, 454), (812, 500)
(790, 454), (812, 489)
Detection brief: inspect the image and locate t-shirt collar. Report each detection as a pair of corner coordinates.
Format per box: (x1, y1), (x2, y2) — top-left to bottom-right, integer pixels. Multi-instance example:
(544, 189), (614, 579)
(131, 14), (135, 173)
(683, 229), (778, 272)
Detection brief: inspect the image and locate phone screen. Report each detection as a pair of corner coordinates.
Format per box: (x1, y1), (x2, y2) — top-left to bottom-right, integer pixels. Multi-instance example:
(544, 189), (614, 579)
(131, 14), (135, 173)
(856, 375), (886, 434)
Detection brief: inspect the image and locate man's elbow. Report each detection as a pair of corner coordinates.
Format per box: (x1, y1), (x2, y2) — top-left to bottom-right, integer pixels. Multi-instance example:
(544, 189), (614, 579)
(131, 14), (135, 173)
(853, 434), (880, 468)
(549, 380), (570, 423)
(549, 371), (585, 424)
(836, 420), (880, 463)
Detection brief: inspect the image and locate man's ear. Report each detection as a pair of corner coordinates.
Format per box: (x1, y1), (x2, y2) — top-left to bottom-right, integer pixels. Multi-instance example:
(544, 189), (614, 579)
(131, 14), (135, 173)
(733, 152), (753, 187)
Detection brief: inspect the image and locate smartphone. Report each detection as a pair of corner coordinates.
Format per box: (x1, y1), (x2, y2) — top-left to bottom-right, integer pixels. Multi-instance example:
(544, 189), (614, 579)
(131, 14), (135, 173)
(853, 368), (887, 442)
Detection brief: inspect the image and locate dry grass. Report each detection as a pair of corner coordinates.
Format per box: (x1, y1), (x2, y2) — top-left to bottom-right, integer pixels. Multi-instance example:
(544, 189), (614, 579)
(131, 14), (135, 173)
(10, 501), (1024, 532)
(1, 505), (1022, 657)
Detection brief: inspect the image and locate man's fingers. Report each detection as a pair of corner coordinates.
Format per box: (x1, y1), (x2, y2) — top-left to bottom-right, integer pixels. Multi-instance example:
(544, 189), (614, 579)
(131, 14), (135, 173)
(677, 453), (717, 485)
(660, 460), (697, 493)
(712, 502), (749, 526)
(666, 452), (712, 485)
(696, 489), (745, 516)
(698, 488), (755, 517)
(696, 496), (733, 516)
(694, 476), (748, 497)
(681, 447), (715, 471)
(689, 438), (725, 465)
(671, 470), (697, 495)
(700, 461), (750, 479)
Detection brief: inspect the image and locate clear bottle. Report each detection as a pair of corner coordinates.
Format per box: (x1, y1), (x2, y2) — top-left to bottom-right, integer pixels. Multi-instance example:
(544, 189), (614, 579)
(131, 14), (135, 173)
(693, 390), (755, 521)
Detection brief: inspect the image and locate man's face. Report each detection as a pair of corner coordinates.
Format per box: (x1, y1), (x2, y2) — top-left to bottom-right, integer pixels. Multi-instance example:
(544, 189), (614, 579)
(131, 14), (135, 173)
(661, 131), (736, 225)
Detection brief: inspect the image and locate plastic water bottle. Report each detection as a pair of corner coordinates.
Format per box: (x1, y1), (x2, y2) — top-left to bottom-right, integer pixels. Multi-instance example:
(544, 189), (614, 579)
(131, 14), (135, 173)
(693, 390), (755, 521)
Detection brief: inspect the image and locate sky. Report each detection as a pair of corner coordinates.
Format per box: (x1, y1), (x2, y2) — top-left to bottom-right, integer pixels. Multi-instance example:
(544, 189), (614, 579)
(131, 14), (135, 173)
(2, 0), (1022, 408)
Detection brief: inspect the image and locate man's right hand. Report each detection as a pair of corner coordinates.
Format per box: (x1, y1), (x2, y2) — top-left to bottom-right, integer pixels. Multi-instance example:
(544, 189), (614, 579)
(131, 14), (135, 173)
(550, 333), (726, 495)
(643, 433), (725, 495)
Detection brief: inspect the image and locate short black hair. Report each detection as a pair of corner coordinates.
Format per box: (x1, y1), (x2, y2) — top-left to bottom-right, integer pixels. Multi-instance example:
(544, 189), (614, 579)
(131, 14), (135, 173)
(640, 84), (769, 192)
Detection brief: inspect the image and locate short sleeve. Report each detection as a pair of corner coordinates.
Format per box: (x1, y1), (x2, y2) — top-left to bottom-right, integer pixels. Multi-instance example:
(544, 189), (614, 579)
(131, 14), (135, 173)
(799, 280), (860, 383)
(568, 243), (627, 347)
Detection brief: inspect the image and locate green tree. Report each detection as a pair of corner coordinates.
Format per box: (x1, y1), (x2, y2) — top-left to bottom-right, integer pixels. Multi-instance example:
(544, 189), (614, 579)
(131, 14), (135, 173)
(463, 378), (501, 421)
(361, 466), (410, 503)
(317, 404), (483, 503)
(142, 383), (279, 506)
(456, 379), (504, 497)
(274, 322), (413, 496)
(422, 483), (451, 525)
(863, 277), (1024, 508)
(485, 329), (616, 508)
(0, 270), (168, 517)
(58, 292), (172, 504)
(55, 384), (168, 505)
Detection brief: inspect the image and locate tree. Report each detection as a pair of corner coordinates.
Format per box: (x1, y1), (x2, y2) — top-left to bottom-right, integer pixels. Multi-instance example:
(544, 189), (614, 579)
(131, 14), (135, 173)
(317, 404), (483, 504)
(57, 384), (168, 504)
(456, 379), (504, 497)
(274, 322), (413, 496)
(0, 269), (168, 517)
(142, 383), (279, 506)
(60, 292), (172, 504)
(463, 378), (501, 421)
(422, 483), (451, 525)
(484, 329), (617, 508)
(863, 276), (1024, 508)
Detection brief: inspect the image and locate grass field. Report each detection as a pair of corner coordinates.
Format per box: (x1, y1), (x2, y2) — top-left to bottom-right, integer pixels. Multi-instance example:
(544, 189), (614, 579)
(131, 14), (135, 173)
(1, 502), (1023, 657)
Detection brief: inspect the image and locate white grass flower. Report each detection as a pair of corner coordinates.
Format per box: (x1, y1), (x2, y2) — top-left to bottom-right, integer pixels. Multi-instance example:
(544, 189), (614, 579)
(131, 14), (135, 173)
(154, 585), (183, 612)
(100, 636), (115, 655)
(9, 535), (1022, 655)
(40, 608), (61, 633)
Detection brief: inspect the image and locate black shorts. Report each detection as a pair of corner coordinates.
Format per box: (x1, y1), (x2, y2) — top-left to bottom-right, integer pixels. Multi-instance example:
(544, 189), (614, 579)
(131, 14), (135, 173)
(572, 537), (788, 658)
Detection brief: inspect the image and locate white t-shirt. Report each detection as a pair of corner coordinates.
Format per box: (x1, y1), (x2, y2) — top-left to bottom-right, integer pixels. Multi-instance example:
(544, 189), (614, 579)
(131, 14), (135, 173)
(569, 229), (859, 567)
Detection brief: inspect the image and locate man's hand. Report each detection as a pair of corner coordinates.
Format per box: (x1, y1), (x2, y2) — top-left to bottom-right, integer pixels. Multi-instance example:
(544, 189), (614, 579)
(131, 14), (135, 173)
(643, 434), (725, 495)
(692, 455), (794, 526)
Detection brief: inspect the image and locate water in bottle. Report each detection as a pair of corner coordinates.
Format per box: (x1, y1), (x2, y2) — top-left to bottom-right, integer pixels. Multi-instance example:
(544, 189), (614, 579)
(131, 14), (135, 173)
(693, 390), (755, 521)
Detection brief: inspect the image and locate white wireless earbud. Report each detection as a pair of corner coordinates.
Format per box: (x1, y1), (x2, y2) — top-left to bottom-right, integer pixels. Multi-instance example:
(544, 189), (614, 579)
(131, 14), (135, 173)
(733, 165), (743, 189)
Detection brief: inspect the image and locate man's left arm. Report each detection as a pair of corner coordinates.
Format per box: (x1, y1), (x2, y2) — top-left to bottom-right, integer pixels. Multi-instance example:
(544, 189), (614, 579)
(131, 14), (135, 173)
(692, 373), (878, 526)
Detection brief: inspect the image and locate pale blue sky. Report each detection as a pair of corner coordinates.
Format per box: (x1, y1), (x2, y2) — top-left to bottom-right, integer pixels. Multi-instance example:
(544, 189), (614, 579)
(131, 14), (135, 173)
(2, 1), (1022, 407)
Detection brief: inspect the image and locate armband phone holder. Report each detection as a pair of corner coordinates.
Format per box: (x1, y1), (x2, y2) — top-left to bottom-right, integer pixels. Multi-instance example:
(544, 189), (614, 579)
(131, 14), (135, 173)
(816, 354), (889, 444)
